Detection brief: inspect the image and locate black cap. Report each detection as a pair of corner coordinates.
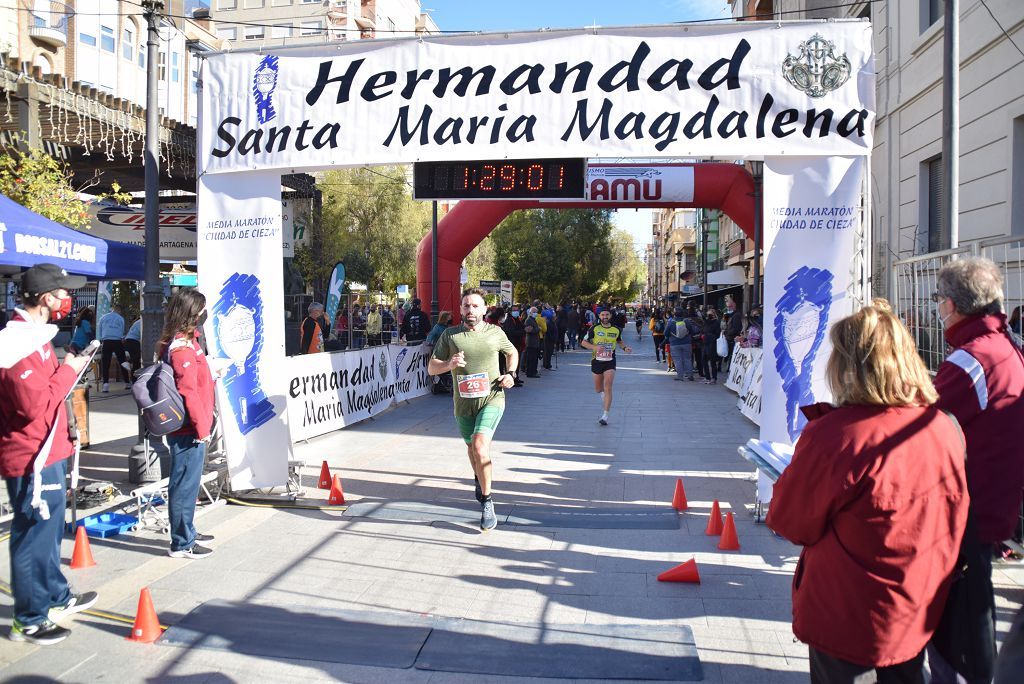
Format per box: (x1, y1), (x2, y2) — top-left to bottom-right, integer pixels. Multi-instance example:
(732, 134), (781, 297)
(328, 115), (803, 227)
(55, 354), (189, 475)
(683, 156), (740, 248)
(18, 263), (87, 294)
(411, 298), (421, 307)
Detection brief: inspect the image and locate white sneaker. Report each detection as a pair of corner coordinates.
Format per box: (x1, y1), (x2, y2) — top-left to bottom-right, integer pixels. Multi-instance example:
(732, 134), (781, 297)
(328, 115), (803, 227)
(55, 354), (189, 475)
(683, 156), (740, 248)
(599, 413), (608, 426)
(121, 361), (132, 374)
(101, 383), (109, 393)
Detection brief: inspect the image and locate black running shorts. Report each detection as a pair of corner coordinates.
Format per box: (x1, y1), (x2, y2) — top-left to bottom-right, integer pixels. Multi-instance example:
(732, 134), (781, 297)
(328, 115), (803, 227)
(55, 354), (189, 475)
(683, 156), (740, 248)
(591, 359), (616, 375)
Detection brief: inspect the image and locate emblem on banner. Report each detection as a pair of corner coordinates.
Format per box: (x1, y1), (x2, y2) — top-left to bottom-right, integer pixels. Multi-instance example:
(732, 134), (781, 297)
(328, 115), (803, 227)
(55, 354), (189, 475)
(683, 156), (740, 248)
(393, 347), (408, 381)
(252, 55), (280, 124)
(781, 34), (851, 98)
(379, 351), (389, 381)
(772, 266), (833, 441)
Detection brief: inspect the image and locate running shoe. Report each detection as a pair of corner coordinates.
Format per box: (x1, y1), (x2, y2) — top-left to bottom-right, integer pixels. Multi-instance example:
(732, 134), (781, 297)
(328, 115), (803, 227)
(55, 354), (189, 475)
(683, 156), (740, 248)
(8, 620), (70, 645)
(49, 591), (98, 622)
(194, 533), (215, 543)
(480, 499), (497, 531)
(101, 383), (109, 393)
(599, 413), (609, 426)
(168, 544), (213, 559)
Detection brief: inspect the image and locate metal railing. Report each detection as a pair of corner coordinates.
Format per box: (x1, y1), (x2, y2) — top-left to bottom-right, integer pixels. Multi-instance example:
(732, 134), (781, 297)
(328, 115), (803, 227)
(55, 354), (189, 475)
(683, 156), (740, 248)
(892, 234), (1024, 371)
(286, 292), (401, 356)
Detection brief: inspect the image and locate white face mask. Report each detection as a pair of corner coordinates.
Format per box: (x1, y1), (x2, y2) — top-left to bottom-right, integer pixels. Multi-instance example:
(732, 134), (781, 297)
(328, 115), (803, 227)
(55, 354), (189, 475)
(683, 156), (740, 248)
(935, 298), (953, 328)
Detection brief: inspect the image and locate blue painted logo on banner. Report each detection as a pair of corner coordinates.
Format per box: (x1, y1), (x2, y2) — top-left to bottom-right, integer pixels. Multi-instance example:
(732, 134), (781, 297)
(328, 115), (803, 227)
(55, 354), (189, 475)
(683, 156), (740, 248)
(393, 347), (408, 381)
(325, 262), (346, 326)
(252, 55), (279, 124)
(211, 272), (277, 435)
(772, 266), (833, 441)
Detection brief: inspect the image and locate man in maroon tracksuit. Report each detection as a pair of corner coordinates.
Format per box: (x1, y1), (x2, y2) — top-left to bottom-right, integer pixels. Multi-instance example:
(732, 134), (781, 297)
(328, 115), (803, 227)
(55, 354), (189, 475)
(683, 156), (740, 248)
(0, 264), (98, 645)
(929, 257), (1024, 683)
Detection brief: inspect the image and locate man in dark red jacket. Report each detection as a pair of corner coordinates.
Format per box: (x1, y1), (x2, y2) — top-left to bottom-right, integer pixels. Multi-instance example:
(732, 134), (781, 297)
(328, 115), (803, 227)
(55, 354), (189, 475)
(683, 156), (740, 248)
(929, 257), (1024, 683)
(1, 264), (98, 645)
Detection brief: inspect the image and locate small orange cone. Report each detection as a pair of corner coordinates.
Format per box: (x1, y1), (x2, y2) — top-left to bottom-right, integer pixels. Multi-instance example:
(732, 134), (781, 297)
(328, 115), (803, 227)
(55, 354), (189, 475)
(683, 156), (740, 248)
(127, 588), (162, 643)
(318, 461), (332, 489)
(705, 499), (724, 536)
(718, 512), (740, 551)
(671, 478), (688, 511)
(70, 526), (96, 569)
(328, 474), (346, 505)
(657, 559), (701, 583)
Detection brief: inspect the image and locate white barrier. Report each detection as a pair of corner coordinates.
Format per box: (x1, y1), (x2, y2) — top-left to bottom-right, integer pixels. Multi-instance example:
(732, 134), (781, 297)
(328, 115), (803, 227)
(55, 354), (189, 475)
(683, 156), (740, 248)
(285, 343), (432, 442)
(724, 346), (762, 425)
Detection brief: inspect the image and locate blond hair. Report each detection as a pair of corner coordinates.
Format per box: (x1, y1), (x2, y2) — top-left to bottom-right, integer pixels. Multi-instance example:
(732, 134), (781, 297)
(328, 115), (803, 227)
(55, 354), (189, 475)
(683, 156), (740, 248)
(826, 299), (938, 407)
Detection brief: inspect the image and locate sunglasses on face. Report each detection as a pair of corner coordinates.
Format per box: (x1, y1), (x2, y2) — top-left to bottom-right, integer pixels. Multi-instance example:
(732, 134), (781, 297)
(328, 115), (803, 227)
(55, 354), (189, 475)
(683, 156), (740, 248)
(930, 292), (947, 303)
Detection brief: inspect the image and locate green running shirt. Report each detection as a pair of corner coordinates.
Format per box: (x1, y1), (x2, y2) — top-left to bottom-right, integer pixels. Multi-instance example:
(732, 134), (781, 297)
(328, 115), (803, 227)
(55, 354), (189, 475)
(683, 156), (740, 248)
(586, 325), (621, 362)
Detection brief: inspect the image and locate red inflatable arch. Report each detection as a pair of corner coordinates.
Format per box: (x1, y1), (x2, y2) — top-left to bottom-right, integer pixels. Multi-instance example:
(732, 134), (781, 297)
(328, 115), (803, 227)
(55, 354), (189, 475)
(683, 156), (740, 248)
(416, 163), (756, 318)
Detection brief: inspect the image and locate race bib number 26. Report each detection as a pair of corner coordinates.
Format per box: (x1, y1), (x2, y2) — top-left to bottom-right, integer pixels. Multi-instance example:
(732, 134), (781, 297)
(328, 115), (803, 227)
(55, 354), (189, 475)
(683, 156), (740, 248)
(457, 372), (490, 399)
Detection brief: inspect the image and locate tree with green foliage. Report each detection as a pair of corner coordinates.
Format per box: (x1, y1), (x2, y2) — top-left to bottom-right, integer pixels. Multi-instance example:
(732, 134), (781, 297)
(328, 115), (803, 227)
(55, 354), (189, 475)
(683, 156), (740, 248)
(295, 165), (429, 298)
(0, 145), (131, 227)
(598, 228), (646, 302)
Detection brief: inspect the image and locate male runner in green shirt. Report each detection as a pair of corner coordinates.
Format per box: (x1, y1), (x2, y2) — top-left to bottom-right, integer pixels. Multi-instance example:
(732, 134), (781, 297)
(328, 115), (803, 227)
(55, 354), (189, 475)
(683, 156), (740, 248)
(580, 308), (632, 426)
(428, 288), (518, 531)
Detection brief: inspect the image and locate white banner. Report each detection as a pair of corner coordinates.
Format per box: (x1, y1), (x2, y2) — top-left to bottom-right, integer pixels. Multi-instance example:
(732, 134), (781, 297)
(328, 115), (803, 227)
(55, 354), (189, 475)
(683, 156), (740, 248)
(724, 346), (760, 393)
(758, 156), (864, 499)
(286, 343), (430, 441)
(89, 203), (296, 260)
(391, 343), (433, 404)
(585, 165), (692, 203)
(199, 24), (874, 175)
(198, 172), (293, 490)
(737, 353), (763, 425)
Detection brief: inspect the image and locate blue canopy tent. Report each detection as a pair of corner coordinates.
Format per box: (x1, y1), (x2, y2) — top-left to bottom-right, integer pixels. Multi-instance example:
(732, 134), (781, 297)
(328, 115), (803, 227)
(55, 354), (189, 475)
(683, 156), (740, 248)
(0, 193), (145, 280)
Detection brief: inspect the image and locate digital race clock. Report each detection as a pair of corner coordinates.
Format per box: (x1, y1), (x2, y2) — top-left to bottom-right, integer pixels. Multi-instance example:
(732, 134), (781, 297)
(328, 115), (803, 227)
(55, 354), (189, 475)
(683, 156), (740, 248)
(413, 158), (587, 200)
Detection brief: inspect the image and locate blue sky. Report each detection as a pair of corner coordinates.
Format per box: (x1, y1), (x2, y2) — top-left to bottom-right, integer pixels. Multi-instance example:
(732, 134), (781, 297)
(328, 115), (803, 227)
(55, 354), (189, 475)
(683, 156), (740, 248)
(425, 1), (733, 33)
(423, 1), (733, 254)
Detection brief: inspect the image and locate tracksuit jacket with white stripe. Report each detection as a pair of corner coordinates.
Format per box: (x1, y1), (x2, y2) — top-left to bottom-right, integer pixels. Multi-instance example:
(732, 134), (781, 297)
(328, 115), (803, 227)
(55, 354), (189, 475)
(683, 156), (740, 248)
(934, 313), (1024, 545)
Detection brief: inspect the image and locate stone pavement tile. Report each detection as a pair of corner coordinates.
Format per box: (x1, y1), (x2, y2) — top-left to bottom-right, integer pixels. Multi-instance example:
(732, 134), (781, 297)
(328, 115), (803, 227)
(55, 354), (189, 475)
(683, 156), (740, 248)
(582, 595), (707, 626)
(702, 598), (793, 625)
(647, 572), (776, 600)
(714, 657), (807, 684)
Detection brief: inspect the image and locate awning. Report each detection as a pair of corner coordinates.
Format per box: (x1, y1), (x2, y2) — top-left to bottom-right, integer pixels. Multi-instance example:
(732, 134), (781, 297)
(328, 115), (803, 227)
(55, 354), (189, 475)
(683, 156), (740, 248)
(0, 194), (144, 280)
(707, 265), (746, 286)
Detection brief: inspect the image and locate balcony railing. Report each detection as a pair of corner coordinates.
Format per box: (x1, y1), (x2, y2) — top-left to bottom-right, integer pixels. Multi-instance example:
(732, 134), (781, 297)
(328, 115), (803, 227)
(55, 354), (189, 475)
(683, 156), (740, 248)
(29, 3), (72, 48)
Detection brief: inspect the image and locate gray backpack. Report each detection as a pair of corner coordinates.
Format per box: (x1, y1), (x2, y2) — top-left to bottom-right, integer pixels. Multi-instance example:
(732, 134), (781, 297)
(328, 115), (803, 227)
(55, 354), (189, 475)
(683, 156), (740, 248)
(132, 351), (186, 436)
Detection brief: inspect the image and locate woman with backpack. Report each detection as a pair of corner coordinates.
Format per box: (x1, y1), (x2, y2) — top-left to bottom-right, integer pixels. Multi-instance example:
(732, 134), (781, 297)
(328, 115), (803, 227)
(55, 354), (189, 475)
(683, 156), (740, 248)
(650, 309), (666, 362)
(158, 289), (215, 559)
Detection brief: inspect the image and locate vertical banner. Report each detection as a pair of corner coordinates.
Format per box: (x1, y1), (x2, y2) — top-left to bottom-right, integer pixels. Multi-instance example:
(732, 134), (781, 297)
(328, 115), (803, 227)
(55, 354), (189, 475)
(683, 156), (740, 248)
(392, 343), (432, 404)
(95, 281), (114, 320)
(759, 156), (864, 500)
(325, 262), (346, 327)
(198, 171), (292, 490)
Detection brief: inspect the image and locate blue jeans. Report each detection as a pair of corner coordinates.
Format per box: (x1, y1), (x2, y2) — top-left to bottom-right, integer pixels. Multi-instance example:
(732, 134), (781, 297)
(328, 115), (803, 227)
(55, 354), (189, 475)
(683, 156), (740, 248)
(5, 459), (71, 626)
(671, 343), (693, 379)
(166, 434), (207, 552)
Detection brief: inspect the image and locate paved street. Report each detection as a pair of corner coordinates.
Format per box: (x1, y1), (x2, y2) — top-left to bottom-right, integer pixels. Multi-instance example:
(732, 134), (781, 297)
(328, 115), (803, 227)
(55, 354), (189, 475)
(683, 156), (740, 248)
(1, 326), (1022, 683)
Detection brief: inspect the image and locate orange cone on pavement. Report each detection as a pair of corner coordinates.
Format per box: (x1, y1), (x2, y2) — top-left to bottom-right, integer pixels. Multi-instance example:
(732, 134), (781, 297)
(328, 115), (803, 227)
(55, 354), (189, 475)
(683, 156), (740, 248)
(705, 499), (724, 536)
(70, 525), (96, 569)
(318, 461), (332, 489)
(671, 478), (688, 511)
(328, 474), (346, 505)
(127, 588), (162, 643)
(657, 559), (701, 583)
(718, 512), (740, 551)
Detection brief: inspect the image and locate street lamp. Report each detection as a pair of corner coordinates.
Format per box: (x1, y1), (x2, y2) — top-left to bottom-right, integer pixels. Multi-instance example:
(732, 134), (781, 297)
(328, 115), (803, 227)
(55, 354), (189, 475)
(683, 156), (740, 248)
(701, 209), (710, 309)
(675, 249), (683, 299)
(749, 160), (764, 310)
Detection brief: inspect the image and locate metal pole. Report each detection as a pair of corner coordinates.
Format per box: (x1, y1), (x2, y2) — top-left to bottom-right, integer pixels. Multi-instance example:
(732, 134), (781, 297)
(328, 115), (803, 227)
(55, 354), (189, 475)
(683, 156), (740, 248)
(430, 200), (439, 323)
(141, 1), (164, 365)
(751, 163), (763, 310)
(942, 0), (959, 248)
(702, 210), (709, 309)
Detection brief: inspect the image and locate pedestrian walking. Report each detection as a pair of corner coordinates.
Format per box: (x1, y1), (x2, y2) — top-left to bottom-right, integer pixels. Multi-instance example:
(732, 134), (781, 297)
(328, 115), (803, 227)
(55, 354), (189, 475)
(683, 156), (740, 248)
(97, 303), (129, 391)
(502, 307), (526, 386)
(523, 307), (542, 378)
(928, 257), (1024, 683)
(428, 288), (518, 531)
(565, 305), (580, 350)
(768, 299), (969, 684)
(665, 308), (695, 381)
(580, 308), (632, 425)
(651, 309), (666, 362)
(2, 264), (98, 645)
(159, 289), (217, 560)
(122, 316), (142, 377)
(701, 308), (721, 384)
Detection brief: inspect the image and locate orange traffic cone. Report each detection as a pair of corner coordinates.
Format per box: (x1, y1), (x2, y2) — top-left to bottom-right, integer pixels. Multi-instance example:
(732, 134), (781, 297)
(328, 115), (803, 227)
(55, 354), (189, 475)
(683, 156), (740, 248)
(70, 525), (96, 569)
(657, 559), (701, 583)
(718, 512), (740, 551)
(704, 499), (724, 536)
(671, 478), (688, 511)
(328, 474), (346, 505)
(126, 588), (162, 643)
(318, 461), (332, 489)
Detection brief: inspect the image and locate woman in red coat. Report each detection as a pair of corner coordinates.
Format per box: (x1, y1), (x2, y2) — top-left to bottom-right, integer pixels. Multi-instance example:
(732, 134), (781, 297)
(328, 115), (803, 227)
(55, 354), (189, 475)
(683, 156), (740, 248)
(767, 300), (969, 683)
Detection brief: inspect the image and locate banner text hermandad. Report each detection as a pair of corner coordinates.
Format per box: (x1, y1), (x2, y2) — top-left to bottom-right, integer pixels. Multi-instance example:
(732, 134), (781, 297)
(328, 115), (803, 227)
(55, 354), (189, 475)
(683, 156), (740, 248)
(199, 23), (874, 175)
